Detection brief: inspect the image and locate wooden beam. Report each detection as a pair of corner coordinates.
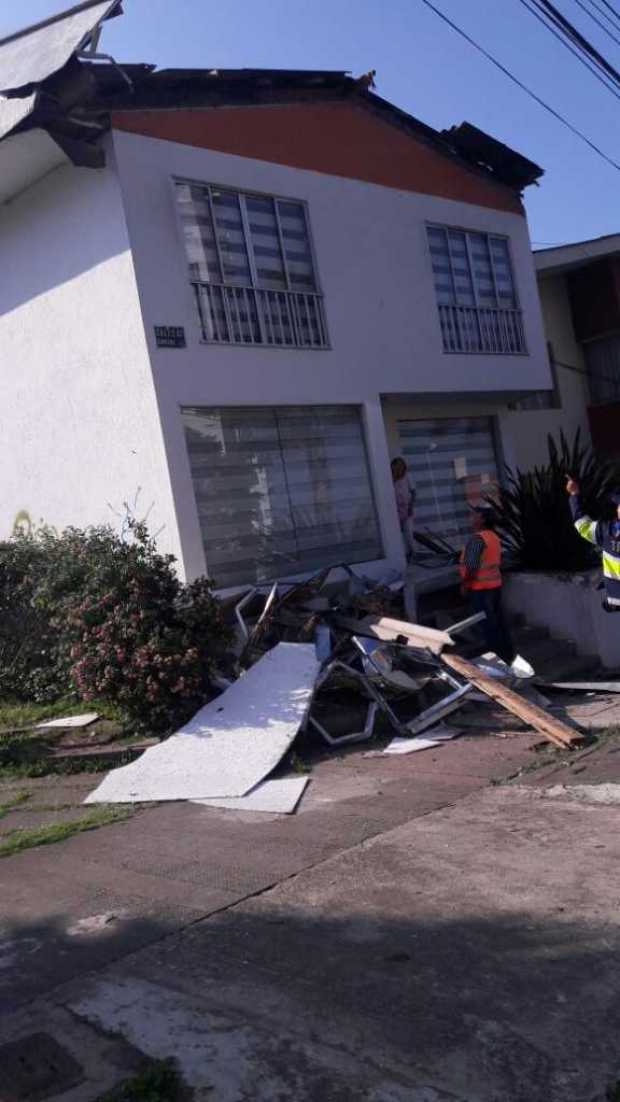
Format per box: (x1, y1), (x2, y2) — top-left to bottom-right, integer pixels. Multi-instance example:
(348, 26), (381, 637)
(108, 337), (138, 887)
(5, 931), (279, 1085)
(441, 652), (579, 749)
(334, 615), (453, 656)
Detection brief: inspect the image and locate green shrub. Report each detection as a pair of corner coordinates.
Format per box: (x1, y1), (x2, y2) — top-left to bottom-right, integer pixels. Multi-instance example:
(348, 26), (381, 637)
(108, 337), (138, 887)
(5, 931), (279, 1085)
(0, 522), (231, 732)
(0, 525), (101, 702)
(492, 430), (616, 572)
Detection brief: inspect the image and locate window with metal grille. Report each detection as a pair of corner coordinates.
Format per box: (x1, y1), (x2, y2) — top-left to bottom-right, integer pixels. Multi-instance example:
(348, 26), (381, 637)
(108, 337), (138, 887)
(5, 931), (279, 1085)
(175, 181), (328, 349)
(182, 405), (382, 589)
(427, 225), (526, 355)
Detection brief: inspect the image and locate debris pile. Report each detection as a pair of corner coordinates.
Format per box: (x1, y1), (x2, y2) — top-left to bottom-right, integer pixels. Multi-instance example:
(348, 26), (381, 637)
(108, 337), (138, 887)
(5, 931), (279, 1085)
(85, 565), (582, 814)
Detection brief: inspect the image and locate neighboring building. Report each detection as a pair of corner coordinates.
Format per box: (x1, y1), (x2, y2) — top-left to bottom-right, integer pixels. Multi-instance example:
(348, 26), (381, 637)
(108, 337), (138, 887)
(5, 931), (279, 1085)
(515, 235), (620, 466)
(0, 0), (552, 592)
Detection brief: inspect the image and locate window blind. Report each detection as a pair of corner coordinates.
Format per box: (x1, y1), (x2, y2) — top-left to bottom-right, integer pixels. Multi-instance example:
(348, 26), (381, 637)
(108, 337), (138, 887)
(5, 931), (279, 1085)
(182, 406), (382, 588)
(427, 225), (517, 309)
(398, 417), (500, 545)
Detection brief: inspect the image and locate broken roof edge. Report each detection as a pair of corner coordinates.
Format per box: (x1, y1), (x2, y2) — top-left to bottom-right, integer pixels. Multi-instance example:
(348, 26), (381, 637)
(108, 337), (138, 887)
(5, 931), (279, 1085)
(102, 70), (538, 197)
(358, 89), (538, 194)
(0, 0), (122, 49)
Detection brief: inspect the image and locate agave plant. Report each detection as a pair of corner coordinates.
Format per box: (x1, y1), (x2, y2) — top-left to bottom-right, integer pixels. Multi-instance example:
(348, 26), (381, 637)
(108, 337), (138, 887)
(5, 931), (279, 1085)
(491, 430), (616, 573)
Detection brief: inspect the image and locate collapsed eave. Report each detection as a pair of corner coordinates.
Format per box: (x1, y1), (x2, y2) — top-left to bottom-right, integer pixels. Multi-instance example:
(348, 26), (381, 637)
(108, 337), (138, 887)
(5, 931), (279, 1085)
(0, 1), (544, 197)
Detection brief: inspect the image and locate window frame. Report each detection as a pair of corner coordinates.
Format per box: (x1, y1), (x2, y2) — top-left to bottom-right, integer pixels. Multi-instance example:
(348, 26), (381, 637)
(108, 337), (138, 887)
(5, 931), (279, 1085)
(172, 176), (330, 350)
(180, 402), (384, 589)
(426, 222), (527, 356)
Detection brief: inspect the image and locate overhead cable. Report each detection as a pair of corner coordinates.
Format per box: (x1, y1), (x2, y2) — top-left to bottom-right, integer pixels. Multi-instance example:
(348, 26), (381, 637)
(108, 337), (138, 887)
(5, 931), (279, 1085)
(418, 0), (620, 172)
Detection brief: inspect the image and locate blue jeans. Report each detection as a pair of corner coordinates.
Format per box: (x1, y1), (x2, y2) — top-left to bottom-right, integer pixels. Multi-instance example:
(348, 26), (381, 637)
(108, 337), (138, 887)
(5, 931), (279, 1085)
(470, 588), (515, 666)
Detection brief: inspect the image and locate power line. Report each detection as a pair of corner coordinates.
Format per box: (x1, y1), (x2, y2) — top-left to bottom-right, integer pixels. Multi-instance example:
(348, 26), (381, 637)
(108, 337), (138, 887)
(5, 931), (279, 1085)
(537, 0), (620, 87)
(518, 0), (620, 100)
(586, 0), (620, 32)
(600, 0), (620, 26)
(571, 0), (620, 47)
(526, 0), (620, 89)
(418, 0), (620, 172)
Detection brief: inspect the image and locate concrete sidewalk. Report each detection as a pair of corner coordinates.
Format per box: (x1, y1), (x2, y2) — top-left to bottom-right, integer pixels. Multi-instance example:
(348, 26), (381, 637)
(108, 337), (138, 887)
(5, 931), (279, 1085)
(0, 733), (536, 1015)
(2, 733), (620, 1100)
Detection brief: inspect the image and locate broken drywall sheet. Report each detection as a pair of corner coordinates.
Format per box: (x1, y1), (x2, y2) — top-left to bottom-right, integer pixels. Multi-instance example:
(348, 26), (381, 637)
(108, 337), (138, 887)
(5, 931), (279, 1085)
(37, 713), (99, 729)
(383, 724), (462, 755)
(84, 644), (319, 805)
(193, 775), (310, 815)
(383, 736), (442, 755)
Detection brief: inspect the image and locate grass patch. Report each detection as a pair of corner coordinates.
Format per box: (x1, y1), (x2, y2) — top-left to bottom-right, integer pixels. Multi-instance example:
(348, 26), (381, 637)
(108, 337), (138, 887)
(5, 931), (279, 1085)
(0, 747), (145, 781)
(0, 789), (30, 818)
(0, 697), (127, 731)
(97, 1058), (192, 1102)
(607, 1083), (620, 1102)
(0, 806), (135, 858)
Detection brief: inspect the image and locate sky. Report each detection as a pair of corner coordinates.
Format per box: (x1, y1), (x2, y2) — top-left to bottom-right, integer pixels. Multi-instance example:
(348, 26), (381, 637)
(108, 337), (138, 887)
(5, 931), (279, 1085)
(4, 0), (620, 246)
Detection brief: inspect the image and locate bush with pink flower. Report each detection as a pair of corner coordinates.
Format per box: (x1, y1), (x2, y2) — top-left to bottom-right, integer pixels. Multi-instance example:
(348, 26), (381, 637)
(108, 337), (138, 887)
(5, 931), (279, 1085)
(0, 522), (231, 732)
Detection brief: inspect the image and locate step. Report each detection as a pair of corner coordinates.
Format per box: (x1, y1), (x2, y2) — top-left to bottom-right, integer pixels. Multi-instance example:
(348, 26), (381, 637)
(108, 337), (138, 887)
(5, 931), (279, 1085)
(514, 635), (576, 668)
(531, 651), (599, 682)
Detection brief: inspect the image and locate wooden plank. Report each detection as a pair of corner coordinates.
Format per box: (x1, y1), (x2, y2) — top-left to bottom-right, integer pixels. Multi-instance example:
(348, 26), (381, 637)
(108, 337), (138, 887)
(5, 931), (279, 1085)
(334, 615), (453, 656)
(441, 652), (579, 749)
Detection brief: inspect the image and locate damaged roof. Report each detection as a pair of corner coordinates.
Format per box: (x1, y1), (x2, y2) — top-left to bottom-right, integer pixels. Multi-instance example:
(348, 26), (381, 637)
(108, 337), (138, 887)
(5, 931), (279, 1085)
(0, 0), (544, 193)
(0, 0), (122, 92)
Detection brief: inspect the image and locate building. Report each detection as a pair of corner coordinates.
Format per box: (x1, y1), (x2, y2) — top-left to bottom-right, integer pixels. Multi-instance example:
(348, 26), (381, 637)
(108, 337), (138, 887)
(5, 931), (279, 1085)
(519, 235), (620, 466)
(0, 0), (552, 592)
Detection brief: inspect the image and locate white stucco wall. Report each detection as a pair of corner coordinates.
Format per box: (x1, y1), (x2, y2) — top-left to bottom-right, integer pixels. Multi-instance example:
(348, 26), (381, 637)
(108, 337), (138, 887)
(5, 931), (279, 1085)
(0, 147), (181, 561)
(112, 128), (550, 584)
(506, 272), (591, 471)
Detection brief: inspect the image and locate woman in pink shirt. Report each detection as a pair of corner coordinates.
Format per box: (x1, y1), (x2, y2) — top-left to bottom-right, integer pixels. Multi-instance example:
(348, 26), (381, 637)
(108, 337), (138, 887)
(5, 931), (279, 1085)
(391, 457), (416, 559)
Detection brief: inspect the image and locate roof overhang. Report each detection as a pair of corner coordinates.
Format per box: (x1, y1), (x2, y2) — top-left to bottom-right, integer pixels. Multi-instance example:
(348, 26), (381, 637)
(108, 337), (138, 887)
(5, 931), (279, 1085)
(535, 234), (620, 276)
(0, 128), (69, 205)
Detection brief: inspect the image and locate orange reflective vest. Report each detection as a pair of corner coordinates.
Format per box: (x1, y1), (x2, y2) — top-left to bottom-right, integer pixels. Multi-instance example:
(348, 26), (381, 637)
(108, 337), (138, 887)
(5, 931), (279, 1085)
(459, 529), (502, 591)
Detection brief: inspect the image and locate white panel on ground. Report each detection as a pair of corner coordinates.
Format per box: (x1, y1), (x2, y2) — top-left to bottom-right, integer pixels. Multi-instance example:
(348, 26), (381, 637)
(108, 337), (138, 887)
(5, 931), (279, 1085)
(193, 775), (310, 815)
(384, 724), (462, 755)
(84, 644), (319, 805)
(37, 713), (99, 729)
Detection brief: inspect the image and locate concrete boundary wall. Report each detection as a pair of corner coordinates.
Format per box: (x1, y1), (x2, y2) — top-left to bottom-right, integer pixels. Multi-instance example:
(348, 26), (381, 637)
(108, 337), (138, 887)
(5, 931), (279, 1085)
(504, 572), (620, 669)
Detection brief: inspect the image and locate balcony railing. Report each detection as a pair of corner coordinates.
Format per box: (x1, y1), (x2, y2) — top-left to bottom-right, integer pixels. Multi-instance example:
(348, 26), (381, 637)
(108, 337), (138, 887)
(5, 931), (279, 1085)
(192, 282), (329, 349)
(438, 304), (526, 354)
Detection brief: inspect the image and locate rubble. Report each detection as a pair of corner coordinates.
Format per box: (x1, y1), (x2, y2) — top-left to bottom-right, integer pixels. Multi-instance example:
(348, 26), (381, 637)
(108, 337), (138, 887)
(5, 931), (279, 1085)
(85, 562), (583, 814)
(225, 565), (582, 761)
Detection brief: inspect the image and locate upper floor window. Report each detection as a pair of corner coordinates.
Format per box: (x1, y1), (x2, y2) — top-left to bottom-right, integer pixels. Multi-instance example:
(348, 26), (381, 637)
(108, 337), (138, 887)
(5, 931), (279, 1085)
(175, 181), (328, 349)
(427, 225), (526, 355)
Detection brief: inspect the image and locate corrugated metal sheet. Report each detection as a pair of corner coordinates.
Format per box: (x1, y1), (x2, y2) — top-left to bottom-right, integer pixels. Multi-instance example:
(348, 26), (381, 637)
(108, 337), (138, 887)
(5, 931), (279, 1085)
(0, 0), (118, 92)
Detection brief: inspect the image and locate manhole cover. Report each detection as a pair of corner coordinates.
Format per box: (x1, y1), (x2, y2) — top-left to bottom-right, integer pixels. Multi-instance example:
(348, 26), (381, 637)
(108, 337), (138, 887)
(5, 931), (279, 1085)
(0, 1033), (84, 1101)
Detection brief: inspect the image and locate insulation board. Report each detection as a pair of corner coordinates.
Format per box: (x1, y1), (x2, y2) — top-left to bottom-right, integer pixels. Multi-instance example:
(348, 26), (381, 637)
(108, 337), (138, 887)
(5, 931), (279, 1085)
(84, 644), (318, 804)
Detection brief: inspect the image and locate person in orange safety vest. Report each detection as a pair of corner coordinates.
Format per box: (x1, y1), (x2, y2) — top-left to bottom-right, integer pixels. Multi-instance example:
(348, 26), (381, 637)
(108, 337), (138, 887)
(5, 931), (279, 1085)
(459, 505), (515, 666)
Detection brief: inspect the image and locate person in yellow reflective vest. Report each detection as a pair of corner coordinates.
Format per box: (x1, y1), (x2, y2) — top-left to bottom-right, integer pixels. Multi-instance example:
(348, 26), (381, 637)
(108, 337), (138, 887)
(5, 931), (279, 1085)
(459, 505), (515, 665)
(567, 478), (620, 612)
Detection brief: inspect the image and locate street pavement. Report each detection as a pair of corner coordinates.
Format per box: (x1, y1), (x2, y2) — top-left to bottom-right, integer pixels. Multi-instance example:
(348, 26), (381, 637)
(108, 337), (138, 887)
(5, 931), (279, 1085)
(1, 731), (620, 1101)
